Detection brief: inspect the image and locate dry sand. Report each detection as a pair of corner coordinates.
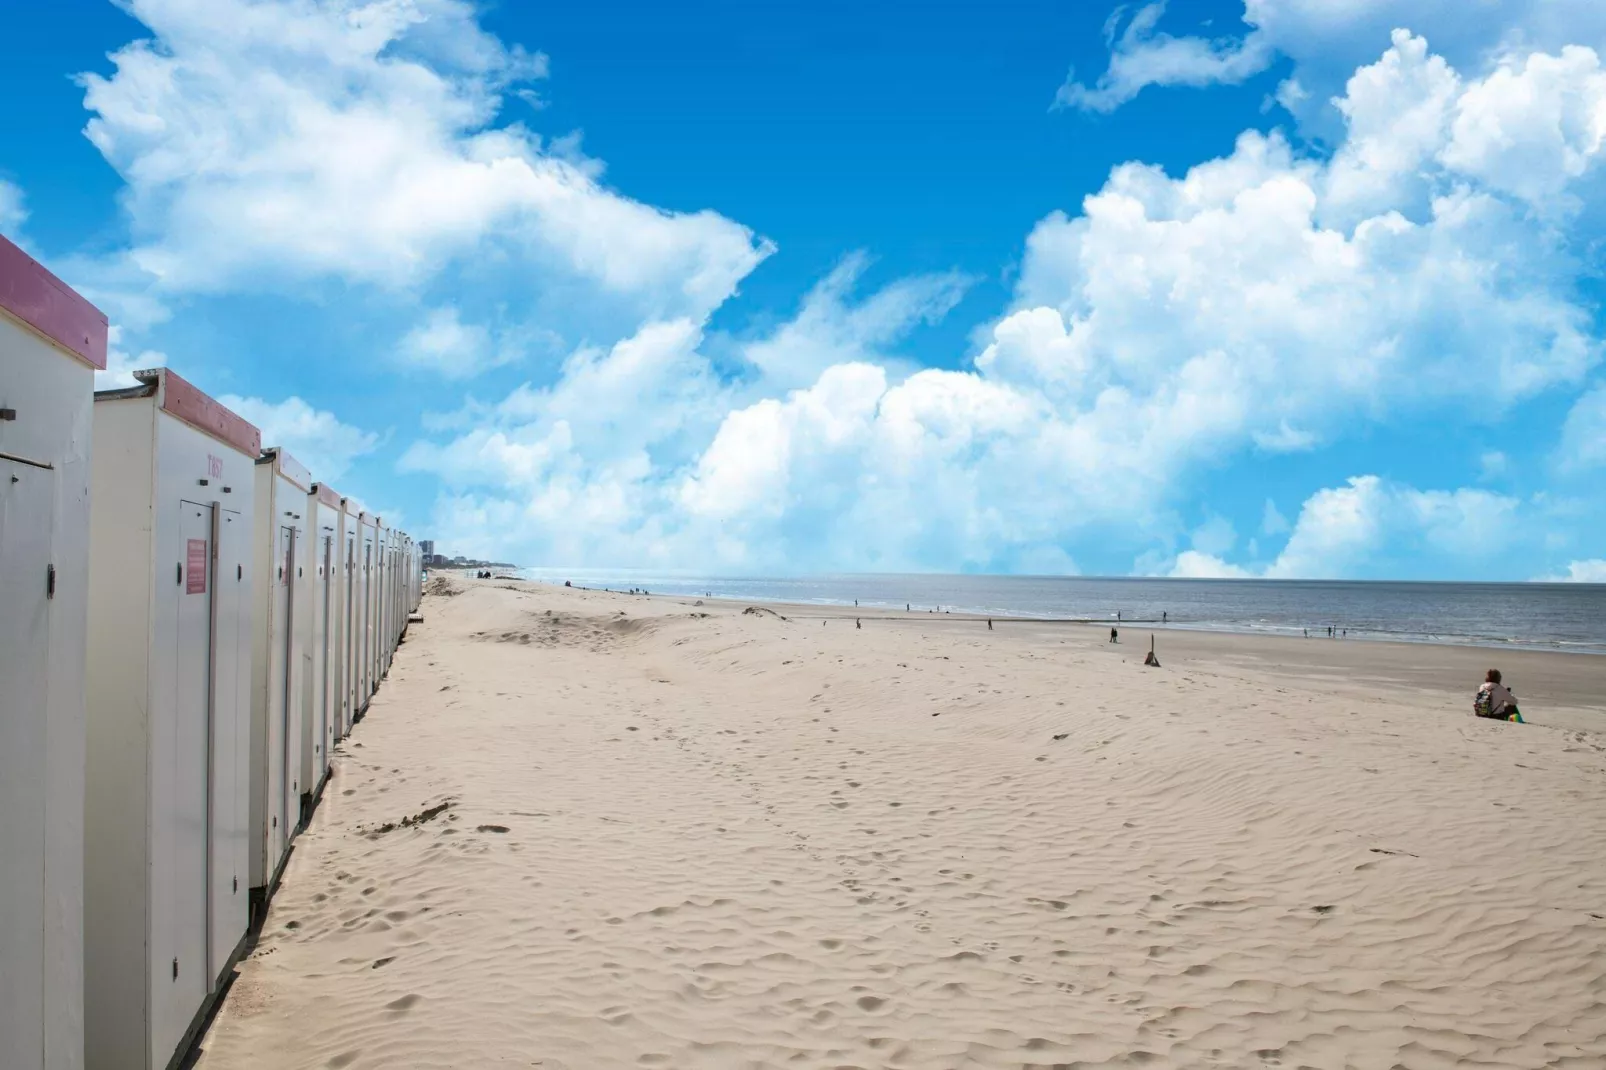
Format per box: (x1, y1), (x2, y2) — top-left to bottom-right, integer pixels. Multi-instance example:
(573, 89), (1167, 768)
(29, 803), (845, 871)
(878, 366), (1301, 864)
(194, 575), (1606, 1070)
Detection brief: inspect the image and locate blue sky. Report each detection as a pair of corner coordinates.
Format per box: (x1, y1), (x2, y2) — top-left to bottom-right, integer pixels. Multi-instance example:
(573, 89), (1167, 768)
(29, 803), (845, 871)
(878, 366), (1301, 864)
(2, 0), (1603, 580)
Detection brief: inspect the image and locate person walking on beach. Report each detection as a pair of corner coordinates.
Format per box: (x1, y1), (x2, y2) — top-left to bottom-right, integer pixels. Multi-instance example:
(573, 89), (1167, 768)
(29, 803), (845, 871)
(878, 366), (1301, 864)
(1474, 669), (1523, 722)
(1109, 627), (1119, 644)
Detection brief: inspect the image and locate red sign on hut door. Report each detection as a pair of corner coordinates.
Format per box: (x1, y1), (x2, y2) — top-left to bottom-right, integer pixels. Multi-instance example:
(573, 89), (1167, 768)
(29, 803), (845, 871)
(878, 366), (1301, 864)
(186, 539), (208, 594)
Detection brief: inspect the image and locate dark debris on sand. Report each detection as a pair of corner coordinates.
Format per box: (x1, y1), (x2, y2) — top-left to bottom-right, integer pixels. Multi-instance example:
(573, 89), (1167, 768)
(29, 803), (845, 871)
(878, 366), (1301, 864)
(367, 800), (455, 837)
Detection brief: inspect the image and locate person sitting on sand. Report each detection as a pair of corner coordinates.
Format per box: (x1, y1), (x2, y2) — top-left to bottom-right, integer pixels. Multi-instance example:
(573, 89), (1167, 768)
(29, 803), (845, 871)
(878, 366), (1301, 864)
(1474, 669), (1522, 722)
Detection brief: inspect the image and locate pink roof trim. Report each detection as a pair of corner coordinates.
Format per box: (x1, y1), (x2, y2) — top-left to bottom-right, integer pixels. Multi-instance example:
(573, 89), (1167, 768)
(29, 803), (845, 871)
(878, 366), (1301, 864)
(0, 232), (109, 369)
(144, 368), (262, 457)
(312, 483), (341, 508)
(267, 448), (312, 493)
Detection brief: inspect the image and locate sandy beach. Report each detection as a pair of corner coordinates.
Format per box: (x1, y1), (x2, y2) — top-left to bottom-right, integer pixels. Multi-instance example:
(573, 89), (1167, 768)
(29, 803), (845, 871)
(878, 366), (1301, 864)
(193, 575), (1606, 1070)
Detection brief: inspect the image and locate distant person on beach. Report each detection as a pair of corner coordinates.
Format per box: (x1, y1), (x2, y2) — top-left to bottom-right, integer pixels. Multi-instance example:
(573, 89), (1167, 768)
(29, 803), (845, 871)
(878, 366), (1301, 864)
(1109, 627), (1118, 644)
(1474, 669), (1523, 722)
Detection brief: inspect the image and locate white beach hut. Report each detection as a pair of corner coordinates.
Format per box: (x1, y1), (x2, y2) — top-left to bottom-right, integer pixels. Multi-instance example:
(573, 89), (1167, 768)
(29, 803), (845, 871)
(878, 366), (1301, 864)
(356, 511), (377, 717)
(373, 517), (391, 685)
(301, 481), (343, 807)
(85, 367), (259, 1070)
(370, 514), (386, 706)
(399, 533), (416, 620)
(410, 536), (423, 611)
(338, 497), (362, 738)
(0, 233), (107, 1070)
(250, 446), (310, 910)
(380, 523), (397, 675)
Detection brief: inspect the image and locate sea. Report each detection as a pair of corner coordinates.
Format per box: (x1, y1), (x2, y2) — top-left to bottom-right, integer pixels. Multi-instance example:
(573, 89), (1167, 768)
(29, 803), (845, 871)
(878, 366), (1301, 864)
(511, 569), (1606, 656)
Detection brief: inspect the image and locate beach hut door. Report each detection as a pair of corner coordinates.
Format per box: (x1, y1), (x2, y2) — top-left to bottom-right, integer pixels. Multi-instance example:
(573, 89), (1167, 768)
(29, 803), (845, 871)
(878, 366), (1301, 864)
(344, 534), (355, 729)
(172, 504), (212, 1026)
(209, 507), (244, 986)
(278, 525), (296, 845)
(320, 533), (332, 761)
(0, 456), (54, 1066)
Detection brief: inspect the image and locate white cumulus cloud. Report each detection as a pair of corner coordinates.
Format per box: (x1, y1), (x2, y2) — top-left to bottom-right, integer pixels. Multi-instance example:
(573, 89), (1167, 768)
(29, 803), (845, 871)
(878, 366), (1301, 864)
(408, 32), (1605, 572)
(95, 325), (168, 390)
(1055, 2), (1278, 113)
(1055, 0), (1606, 131)
(743, 253), (971, 391)
(397, 306), (541, 379)
(78, 0), (771, 323)
(1540, 559), (1606, 582)
(218, 394), (380, 483)
(1169, 476), (1524, 580)
(1169, 550), (1254, 579)
(1266, 476), (1521, 579)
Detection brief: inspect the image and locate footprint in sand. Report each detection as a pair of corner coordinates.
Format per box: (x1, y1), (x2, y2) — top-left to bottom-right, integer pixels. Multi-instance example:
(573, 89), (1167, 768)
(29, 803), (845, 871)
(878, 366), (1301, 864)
(385, 994), (421, 1012)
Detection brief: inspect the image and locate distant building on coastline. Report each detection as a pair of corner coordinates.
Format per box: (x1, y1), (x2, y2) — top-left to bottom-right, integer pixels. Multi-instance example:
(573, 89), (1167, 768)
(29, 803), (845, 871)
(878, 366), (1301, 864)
(416, 544), (510, 570)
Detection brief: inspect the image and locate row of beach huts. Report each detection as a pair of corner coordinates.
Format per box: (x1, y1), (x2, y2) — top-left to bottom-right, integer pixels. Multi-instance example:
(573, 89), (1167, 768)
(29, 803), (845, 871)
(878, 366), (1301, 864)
(2, 236), (424, 1069)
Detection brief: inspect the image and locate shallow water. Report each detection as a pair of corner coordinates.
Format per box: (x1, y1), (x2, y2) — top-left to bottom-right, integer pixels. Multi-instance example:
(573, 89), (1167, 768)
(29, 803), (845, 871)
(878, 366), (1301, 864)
(512, 570), (1606, 655)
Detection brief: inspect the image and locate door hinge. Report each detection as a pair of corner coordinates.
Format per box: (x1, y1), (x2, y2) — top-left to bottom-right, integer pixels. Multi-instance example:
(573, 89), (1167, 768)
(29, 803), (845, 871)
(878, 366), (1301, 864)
(176, 563), (183, 585)
(46, 564), (56, 599)
(172, 957), (178, 981)
(237, 564), (243, 581)
(233, 875), (238, 894)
